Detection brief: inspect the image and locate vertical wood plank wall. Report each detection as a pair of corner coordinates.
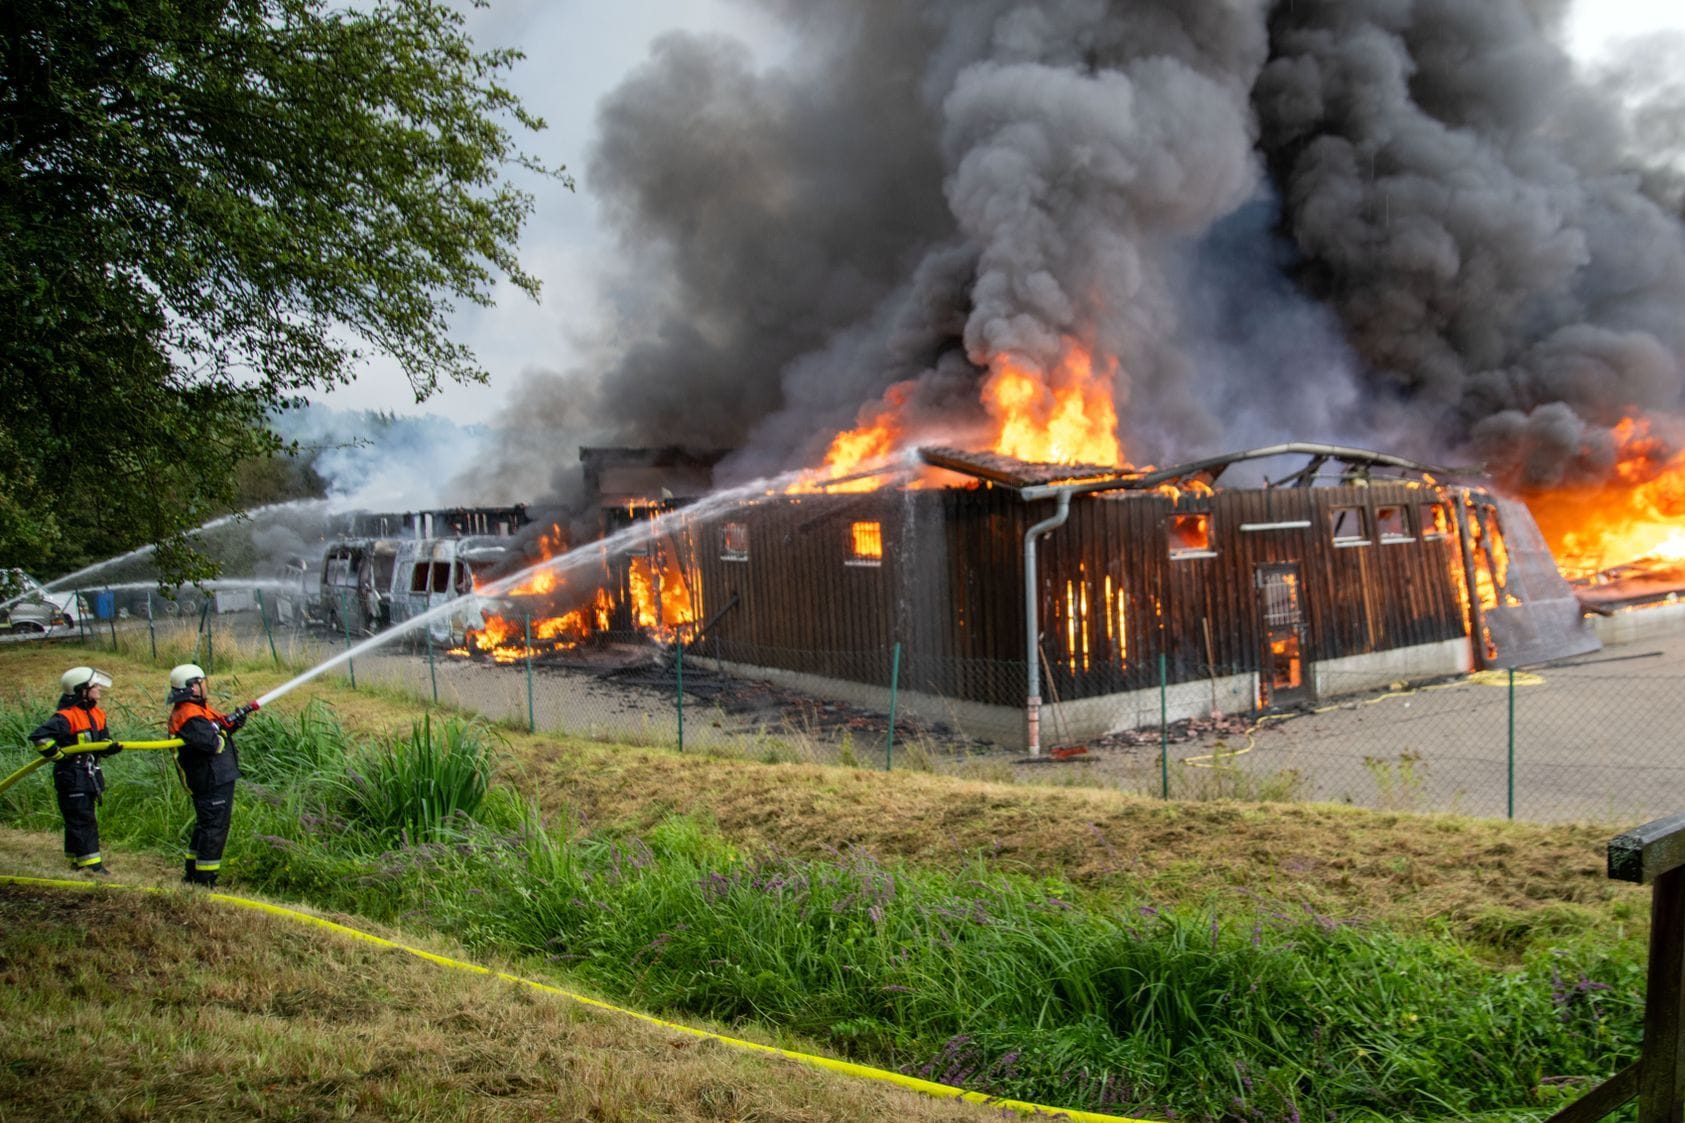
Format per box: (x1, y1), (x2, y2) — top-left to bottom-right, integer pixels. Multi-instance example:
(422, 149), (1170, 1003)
(689, 482), (1472, 706)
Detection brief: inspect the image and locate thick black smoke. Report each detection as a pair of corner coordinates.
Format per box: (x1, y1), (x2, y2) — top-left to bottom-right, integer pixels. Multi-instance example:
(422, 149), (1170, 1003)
(472, 0), (1685, 495)
(1257, 0), (1685, 487)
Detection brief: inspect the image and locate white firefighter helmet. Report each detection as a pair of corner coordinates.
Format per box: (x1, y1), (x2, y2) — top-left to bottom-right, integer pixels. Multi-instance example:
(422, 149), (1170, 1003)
(169, 663), (207, 691)
(61, 666), (112, 694)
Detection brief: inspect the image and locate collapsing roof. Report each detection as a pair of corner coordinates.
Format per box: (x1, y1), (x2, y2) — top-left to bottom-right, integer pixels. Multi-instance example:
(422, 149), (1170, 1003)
(917, 442), (1461, 494)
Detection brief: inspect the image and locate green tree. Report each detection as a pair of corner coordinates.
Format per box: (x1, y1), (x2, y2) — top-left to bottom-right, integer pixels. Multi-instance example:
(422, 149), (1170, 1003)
(0, 0), (567, 582)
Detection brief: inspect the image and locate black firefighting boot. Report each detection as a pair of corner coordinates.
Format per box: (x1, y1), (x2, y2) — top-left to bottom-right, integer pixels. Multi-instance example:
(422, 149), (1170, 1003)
(183, 859), (196, 884)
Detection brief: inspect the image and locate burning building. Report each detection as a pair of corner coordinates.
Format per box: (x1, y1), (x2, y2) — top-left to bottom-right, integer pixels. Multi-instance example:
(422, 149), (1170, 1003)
(360, 435), (1617, 754)
(673, 444), (1598, 753)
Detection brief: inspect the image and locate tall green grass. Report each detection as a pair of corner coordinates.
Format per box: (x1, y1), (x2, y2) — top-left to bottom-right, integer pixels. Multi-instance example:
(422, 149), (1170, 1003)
(329, 714), (493, 844)
(0, 695), (1642, 1121)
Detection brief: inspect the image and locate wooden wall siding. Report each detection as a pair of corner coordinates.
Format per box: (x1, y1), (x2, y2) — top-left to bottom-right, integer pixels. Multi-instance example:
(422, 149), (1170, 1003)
(688, 482), (1473, 705)
(689, 493), (953, 687)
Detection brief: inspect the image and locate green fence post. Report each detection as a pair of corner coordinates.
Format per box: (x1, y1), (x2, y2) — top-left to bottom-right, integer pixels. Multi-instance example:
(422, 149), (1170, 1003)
(886, 642), (901, 772)
(105, 587), (118, 651)
(1507, 666), (1516, 821)
(426, 624), (439, 705)
(524, 613), (535, 733)
(146, 593), (157, 662)
(676, 638), (685, 753)
(341, 592), (355, 688)
(255, 589), (280, 666)
(1159, 651), (1169, 800)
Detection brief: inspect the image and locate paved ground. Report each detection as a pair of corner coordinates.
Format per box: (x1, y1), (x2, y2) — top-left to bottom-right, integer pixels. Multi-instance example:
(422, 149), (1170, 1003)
(1066, 632), (1685, 825)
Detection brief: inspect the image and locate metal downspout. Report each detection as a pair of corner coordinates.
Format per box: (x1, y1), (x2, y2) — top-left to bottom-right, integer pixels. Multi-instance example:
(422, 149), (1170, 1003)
(1023, 491), (1073, 757)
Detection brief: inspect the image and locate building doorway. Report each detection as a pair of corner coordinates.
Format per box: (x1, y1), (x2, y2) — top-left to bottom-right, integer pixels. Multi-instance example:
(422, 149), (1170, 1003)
(1256, 563), (1310, 706)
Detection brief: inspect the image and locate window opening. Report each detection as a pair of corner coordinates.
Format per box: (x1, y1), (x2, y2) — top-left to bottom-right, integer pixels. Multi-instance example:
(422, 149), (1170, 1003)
(1330, 506), (1369, 546)
(1376, 505), (1410, 542)
(1168, 514), (1214, 559)
(721, 521), (749, 562)
(847, 521), (883, 566)
(1420, 501), (1451, 539)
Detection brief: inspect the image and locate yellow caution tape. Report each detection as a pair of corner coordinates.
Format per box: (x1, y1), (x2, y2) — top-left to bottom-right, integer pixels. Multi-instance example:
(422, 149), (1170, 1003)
(0, 875), (1153, 1122)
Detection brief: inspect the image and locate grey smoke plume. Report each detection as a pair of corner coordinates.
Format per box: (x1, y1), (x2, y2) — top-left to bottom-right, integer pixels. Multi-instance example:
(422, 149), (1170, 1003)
(475, 0), (1684, 494)
(1257, 0), (1685, 487)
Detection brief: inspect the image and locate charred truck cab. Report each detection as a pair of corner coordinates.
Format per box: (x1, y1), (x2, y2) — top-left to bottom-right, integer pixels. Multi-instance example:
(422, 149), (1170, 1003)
(314, 505), (533, 645)
(319, 537), (400, 634)
(387, 535), (511, 645)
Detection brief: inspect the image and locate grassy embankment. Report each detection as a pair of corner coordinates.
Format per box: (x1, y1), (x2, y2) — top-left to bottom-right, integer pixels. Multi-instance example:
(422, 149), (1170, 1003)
(0, 637), (1653, 1121)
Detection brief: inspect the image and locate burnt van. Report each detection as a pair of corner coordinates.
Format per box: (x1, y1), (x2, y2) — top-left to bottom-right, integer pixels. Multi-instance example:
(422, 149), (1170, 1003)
(386, 535), (512, 645)
(318, 537), (401, 635)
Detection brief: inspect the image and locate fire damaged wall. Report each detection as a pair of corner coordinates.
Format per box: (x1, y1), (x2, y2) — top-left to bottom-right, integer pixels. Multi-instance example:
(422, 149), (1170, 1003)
(687, 479), (1497, 717)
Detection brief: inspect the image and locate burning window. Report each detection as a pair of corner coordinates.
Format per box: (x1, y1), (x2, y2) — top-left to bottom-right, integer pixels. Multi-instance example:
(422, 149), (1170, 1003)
(721, 521), (749, 562)
(1376, 505), (1410, 542)
(1329, 506), (1369, 546)
(1420, 502), (1451, 539)
(847, 520), (884, 566)
(1167, 514), (1213, 559)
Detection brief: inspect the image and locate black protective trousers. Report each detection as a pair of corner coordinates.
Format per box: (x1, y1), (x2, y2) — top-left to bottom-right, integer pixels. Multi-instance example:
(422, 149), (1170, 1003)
(53, 762), (104, 867)
(55, 787), (101, 865)
(186, 779), (236, 882)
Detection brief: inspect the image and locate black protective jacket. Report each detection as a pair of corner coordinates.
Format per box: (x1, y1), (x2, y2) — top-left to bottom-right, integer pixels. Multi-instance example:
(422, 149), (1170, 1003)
(167, 696), (242, 789)
(29, 694), (115, 795)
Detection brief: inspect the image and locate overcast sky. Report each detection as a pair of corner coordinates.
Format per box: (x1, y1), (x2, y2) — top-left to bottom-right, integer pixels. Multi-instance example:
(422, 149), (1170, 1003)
(308, 0), (1685, 428)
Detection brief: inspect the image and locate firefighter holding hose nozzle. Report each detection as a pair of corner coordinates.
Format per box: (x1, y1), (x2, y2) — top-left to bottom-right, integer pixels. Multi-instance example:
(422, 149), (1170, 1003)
(29, 666), (123, 874)
(166, 663), (259, 887)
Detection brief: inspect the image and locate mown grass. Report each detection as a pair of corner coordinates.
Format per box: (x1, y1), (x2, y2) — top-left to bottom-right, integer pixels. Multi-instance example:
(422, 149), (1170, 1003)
(0, 680), (1646, 1122)
(0, 886), (1004, 1123)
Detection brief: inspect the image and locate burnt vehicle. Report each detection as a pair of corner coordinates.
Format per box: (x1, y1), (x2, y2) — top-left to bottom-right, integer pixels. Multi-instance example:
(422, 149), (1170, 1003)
(387, 534), (513, 646)
(310, 505), (537, 645)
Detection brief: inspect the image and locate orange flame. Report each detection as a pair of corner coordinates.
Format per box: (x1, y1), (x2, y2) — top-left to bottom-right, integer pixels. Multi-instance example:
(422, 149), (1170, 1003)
(985, 344), (1122, 467)
(804, 338), (1125, 492)
(627, 541), (698, 641)
(850, 521), (884, 560)
(459, 518), (700, 662)
(1530, 417), (1685, 579)
(497, 524), (568, 596)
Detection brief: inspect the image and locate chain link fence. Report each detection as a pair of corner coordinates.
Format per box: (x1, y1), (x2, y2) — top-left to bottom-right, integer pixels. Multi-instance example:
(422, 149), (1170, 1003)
(23, 583), (1685, 825)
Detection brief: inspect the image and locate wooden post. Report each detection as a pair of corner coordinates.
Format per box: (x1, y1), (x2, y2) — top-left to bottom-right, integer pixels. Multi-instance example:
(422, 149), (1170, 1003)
(1546, 810), (1685, 1122)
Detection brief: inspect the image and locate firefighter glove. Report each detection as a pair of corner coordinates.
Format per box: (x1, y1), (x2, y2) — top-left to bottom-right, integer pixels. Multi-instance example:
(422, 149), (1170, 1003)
(98, 741), (123, 756)
(34, 742), (62, 761)
(222, 702), (259, 731)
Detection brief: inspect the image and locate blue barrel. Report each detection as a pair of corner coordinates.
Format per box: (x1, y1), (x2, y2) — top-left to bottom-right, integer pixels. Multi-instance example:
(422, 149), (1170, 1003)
(94, 590), (115, 620)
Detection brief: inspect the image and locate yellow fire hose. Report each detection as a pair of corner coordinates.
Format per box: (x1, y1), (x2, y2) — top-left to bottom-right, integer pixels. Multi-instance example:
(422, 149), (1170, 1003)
(0, 740), (183, 797)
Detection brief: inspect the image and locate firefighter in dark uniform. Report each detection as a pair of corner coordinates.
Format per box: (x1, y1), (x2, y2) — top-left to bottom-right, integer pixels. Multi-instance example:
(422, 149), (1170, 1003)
(29, 666), (122, 874)
(166, 663), (258, 887)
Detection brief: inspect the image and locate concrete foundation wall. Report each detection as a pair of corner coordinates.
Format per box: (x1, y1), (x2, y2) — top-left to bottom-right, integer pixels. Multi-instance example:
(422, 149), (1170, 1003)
(1311, 637), (1473, 697)
(703, 637), (1488, 752)
(1040, 674), (1256, 750)
(1591, 600), (1685, 647)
